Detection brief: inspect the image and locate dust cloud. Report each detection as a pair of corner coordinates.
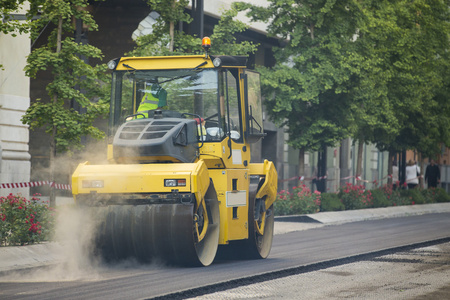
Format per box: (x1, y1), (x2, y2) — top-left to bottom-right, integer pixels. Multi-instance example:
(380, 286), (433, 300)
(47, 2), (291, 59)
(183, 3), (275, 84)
(1, 139), (167, 282)
(1, 205), (167, 283)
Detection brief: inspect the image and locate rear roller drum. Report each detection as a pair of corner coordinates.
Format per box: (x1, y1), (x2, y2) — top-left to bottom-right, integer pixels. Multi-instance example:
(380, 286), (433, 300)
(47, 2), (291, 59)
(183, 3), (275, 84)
(247, 196), (274, 259)
(218, 178), (274, 260)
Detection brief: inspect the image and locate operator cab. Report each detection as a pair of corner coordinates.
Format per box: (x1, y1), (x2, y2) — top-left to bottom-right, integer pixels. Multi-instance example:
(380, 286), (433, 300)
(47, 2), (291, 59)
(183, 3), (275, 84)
(106, 40), (265, 165)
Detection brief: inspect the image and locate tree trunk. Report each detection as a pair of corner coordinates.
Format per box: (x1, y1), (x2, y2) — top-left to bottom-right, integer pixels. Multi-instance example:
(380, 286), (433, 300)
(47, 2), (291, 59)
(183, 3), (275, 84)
(297, 148), (305, 186)
(356, 139), (364, 183)
(169, 21), (174, 51)
(49, 16), (63, 207)
(417, 152), (422, 188)
(169, 0), (175, 52)
(388, 149), (394, 185)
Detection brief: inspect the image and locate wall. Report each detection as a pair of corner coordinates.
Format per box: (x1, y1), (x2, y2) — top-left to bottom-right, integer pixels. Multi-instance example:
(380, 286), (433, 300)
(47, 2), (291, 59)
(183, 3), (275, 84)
(0, 3), (31, 196)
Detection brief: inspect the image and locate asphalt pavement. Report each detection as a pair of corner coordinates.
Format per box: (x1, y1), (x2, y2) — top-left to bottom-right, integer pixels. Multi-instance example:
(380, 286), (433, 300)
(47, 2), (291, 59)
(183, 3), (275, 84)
(1, 202), (450, 274)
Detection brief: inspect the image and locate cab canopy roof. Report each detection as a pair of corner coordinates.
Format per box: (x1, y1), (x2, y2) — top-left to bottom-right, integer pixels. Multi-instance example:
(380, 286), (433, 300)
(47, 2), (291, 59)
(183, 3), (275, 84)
(109, 55), (248, 71)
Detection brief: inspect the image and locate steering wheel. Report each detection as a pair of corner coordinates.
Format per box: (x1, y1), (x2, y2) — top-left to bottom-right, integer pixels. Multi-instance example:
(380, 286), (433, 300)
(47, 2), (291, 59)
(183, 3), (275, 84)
(124, 113), (146, 121)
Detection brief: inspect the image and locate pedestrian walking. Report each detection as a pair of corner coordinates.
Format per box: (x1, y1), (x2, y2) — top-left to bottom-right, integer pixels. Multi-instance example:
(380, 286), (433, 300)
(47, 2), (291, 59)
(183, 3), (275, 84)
(392, 161), (399, 189)
(425, 159), (440, 188)
(406, 159), (420, 189)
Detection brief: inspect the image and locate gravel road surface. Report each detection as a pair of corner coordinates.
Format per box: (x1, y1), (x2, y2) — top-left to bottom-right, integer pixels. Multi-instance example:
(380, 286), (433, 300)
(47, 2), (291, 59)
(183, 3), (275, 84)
(188, 242), (450, 300)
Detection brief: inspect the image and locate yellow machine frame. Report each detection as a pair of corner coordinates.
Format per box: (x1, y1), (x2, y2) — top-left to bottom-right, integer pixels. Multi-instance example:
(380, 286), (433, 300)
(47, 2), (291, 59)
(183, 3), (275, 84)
(72, 54), (277, 255)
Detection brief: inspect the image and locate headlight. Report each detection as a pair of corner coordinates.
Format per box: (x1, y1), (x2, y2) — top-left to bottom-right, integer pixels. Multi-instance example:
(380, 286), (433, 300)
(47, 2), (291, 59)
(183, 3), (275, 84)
(213, 57), (222, 67)
(107, 60), (117, 70)
(82, 180), (104, 188)
(164, 179), (187, 187)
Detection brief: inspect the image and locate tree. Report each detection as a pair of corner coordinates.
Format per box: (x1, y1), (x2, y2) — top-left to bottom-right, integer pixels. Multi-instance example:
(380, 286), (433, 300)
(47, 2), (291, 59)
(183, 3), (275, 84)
(129, 0), (197, 56)
(353, 0), (450, 175)
(129, 1), (258, 57)
(209, 4), (258, 56)
(238, 0), (361, 183)
(241, 0), (450, 185)
(0, 0), (33, 36)
(21, 0), (109, 206)
(0, 0), (36, 69)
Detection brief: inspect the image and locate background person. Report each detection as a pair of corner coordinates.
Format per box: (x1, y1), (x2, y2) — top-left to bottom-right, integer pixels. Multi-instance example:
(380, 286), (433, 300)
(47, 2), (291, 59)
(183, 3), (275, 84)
(425, 159), (441, 188)
(392, 161), (399, 189)
(405, 159), (420, 189)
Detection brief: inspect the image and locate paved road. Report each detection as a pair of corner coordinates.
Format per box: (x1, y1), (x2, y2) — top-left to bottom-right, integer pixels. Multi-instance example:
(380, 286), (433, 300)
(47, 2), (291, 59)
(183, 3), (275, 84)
(0, 203), (449, 299)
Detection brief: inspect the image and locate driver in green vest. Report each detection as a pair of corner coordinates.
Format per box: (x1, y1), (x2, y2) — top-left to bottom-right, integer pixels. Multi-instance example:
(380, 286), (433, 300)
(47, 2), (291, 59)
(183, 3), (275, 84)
(137, 83), (167, 118)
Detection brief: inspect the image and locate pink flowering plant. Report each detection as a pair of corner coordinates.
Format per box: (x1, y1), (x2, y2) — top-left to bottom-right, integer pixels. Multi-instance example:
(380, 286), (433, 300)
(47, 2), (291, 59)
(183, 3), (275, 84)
(0, 193), (56, 246)
(275, 184), (321, 215)
(338, 183), (373, 210)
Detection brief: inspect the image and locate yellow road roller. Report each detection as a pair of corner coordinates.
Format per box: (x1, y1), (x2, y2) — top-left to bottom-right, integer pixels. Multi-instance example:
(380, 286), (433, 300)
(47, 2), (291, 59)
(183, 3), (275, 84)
(72, 40), (278, 266)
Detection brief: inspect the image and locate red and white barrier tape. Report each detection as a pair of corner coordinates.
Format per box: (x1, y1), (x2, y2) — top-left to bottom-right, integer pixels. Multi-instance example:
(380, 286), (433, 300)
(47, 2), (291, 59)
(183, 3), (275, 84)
(280, 173), (421, 185)
(279, 175), (327, 183)
(0, 181), (71, 191)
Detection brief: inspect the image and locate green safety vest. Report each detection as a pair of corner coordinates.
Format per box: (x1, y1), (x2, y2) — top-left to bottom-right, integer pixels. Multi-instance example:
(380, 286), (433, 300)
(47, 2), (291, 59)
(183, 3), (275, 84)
(137, 93), (159, 118)
(198, 124), (206, 136)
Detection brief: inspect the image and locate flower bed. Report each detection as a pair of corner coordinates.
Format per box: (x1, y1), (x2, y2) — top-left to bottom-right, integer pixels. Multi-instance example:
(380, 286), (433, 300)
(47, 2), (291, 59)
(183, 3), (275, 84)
(274, 182), (450, 216)
(0, 194), (55, 246)
(275, 184), (321, 216)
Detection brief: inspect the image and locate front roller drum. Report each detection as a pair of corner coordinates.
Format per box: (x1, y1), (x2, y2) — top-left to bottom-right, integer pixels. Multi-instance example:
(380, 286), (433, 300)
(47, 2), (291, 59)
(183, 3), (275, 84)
(92, 186), (220, 266)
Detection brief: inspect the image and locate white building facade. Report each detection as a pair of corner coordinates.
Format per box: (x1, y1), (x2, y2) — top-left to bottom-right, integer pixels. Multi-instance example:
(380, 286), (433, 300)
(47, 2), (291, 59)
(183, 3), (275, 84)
(0, 3), (31, 196)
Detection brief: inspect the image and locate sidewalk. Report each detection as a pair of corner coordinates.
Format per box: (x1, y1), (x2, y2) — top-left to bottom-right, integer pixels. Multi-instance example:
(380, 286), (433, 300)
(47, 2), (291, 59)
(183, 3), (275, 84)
(274, 202), (450, 234)
(1, 203), (450, 274)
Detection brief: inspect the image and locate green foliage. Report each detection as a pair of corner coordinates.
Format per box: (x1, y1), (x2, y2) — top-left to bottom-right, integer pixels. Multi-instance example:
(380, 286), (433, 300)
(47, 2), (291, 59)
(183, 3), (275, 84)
(374, 184), (403, 207)
(240, 0), (450, 156)
(129, 2), (258, 57)
(20, 0), (109, 153)
(0, 194), (56, 246)
(128, 0), (195, 56)
(419, 187), (450, 204)
(353, 0), (450, 155)
(320, 193), (344, 212)
(370, 188), (390, 208)
(209, 3), (259, 56)
(0, 0), (35, 36)
(0, 0), (43, 69)
(274, 184), (321, 215)
(239, 0), (357, 152)
(434, 188), (450, 203)
(401, 188), (426, 205)
(274, 184), (450, 216)
(338, 183), (373, 210)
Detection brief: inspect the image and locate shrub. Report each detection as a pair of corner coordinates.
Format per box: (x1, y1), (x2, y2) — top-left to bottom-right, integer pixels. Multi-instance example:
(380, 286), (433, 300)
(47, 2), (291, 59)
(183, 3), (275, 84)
(0, 194), (56, 246)
(320, 193), (344, 212)
(405, 188), (426, 204)
(274, 184), (321, 215)
(421, 188), (436, 204)
(338, 183), (373, 210)
(371, 188), (390, 208)
(274, 189), (293, 216)
(434, 188), (450, 203)
(274, 182), (450, 216)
